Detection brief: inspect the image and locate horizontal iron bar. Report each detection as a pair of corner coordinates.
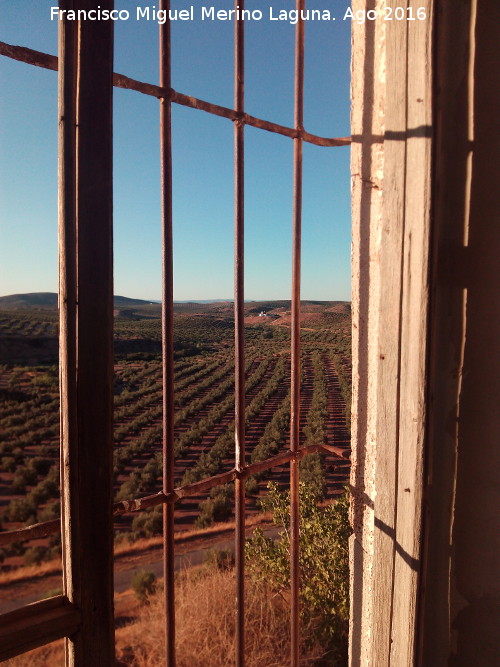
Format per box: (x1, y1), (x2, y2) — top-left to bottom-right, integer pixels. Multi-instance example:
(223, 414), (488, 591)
(0, 595), (81, 662)
(171, 89), (350, 147)
(112, 492), (168, 515)
(0, 443), (349, 546)
(176, 468), (236, 498)
(0, 41), (350, 148)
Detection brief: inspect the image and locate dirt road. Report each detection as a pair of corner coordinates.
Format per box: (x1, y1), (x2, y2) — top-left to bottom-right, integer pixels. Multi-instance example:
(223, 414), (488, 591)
(0, 526), (280, 614)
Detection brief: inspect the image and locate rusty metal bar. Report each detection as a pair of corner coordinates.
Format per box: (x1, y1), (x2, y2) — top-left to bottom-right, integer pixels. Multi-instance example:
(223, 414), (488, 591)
(0, 41), (350, 148)
(0, 40), (58, 69)
(243, 443), (349, 478)
(0, 444), (350, 548)
(170, 90), (349, 147)
(233, 1), (246, 664)
(159, 2), (176, 665)
(290, 1), (305, 664)
(113, 491), (168, 514)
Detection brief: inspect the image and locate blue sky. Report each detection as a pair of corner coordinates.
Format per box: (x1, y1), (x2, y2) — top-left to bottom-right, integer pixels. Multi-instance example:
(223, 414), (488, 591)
(0, 0), (351, 301)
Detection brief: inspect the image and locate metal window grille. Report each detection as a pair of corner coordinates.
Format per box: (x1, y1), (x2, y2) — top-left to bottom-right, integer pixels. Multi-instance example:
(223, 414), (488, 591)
(0, 1), (350, 664)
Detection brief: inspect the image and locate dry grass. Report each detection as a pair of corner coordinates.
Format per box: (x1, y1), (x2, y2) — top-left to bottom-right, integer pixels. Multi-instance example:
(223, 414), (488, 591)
(0, 557), (62, 588)
(3, 639), (65, 666)
(116, 565), (320, 667)
(4, 562), (323, 667)
(115, 512), (272, 558)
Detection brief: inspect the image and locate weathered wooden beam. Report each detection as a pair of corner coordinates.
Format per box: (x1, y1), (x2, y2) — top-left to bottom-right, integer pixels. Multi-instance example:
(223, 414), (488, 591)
(371, 2), (409, 663)
(389, 3), (433, 663)
(57, 5), (80, 664)
(0, 596), (81, 662)
(350, 1), (433, 665)
(0, 519), (60, 547)
(58, 1), (115, 664)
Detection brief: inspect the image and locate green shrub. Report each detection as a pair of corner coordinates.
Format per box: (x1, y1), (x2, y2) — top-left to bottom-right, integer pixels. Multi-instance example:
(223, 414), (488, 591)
(131, 569), (157, 604)
(38, 501), (60, 522)
(0, 457), (16, 473)
(195, 485), (233, 528)
(30, 457), (52, 475)
(299, 453), (326, 501)
(114, 530), (135, 545)
(131, 507), (163, 538)
(7, 541), (26, 557)
(12, 465), (37, 493)
(246, 482), (351, 663)
(202, 548), (234, 571)
(139, 458), (161, 491)
(29, 476), (59, 505)
(5, 497), (37, 523)
(245, 475), (259, 497)
(24, 545), (49, 566)
(116, 472), (141, 501)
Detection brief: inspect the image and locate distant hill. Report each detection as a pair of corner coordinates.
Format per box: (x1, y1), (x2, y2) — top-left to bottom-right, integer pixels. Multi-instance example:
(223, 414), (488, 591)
(174, 299), (234, 304)
(0, 293), (59, 309)
(244, 300), (349, 314)
(243, 300), (351, 329)
(0, 292), (158, 310)
(0, 294), (351, 319)
(113, 295), (159, 308)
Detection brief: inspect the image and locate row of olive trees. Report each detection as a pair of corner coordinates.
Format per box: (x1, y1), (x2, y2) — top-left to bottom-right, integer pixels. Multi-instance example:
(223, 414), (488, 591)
(114, 358), (271, 500)
(299, 351), (329, 500)
(113, 357), (256, 479)
(183, 357), (287, 486)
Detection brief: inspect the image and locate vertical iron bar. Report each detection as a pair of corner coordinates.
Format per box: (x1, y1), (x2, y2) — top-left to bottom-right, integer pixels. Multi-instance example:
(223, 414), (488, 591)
(234, 1), (246, 665)
(290, 1), (305, 665)
(160, 1), (176, 665)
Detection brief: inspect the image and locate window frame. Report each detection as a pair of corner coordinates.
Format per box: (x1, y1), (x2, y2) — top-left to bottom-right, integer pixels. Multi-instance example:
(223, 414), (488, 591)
(0, 1), (351, 664)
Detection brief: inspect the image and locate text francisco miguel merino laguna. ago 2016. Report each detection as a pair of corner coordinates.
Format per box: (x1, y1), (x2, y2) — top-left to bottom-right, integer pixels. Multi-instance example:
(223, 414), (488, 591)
(50, 4), (429, 25)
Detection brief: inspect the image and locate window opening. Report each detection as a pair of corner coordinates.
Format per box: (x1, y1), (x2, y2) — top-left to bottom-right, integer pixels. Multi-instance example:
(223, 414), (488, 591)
(0, 1), (351, 664)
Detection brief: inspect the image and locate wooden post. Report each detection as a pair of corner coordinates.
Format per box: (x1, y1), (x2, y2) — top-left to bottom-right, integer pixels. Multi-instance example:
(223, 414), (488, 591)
(59, 1), (115, 664)
(350, 1), (433, 664)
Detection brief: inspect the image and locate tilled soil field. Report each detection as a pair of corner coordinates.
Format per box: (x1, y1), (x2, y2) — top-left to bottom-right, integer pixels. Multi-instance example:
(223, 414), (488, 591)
(0, 330), (351, 576)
